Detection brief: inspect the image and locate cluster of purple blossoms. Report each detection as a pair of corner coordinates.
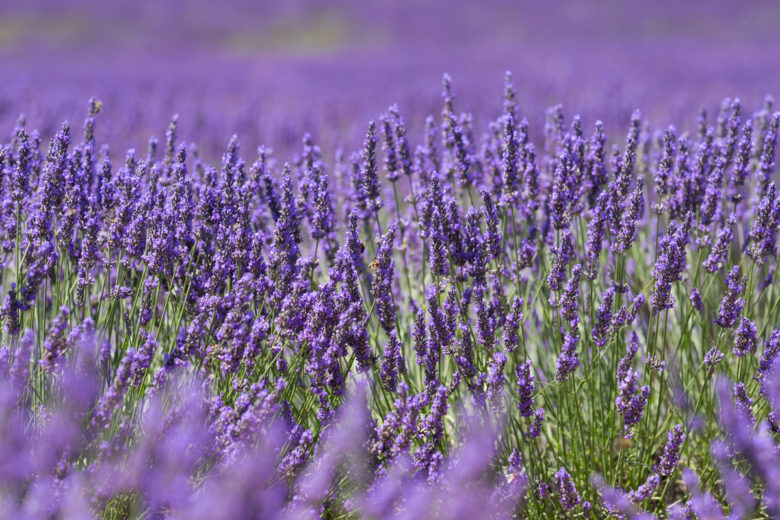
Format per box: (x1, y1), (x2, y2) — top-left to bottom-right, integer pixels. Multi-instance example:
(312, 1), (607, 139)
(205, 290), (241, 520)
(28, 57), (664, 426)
(515, 360), (535, 417)
(555, 332), (580, 383)
(705, 347), (725, 369)
(689, 287), (703, 312)
(554, 467), (581, 510)
(757, 327), (780, 381)
(655, 425), (686, 477)
(629, 474), (659, 504)
(592, 287), (615, 347)
(615, 336), (651, 438)
(703, 213), (736, 273)
(715, 265), (746, 328)
(650, 214), (692, 314)
(734, 317), (758, 357)
(0, 69), (778, 518)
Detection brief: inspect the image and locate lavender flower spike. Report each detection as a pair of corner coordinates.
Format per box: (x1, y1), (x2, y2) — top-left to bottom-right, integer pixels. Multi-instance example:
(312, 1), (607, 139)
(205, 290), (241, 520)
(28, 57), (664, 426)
(554, 467), (581, 510)
(655, 424), (685, 477)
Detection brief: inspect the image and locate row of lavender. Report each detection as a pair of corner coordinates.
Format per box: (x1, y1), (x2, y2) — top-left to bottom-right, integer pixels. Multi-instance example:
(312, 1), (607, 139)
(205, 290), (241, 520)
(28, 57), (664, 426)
(1, 73), (780, 518)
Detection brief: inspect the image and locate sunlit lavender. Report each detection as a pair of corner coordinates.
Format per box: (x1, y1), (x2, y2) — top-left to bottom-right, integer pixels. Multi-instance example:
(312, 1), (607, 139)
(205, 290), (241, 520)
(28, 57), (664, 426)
(2, 1), (780, 519)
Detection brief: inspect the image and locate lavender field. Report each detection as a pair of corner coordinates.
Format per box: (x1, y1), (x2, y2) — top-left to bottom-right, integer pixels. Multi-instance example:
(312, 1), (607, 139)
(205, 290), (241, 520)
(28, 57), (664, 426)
(2, 1), (780, 518)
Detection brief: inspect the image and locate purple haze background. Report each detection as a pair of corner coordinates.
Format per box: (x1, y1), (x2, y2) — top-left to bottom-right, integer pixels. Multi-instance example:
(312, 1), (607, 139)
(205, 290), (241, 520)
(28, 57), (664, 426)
(1, 0), (779, 158)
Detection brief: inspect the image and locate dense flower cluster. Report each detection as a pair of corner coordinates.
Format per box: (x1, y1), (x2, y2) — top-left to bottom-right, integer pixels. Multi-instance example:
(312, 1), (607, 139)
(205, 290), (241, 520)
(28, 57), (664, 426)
(0, 74), (779, 518)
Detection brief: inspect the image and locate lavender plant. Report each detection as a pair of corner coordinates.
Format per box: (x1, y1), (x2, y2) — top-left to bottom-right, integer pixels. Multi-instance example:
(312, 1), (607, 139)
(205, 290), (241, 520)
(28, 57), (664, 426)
(0, 72), (779, 519)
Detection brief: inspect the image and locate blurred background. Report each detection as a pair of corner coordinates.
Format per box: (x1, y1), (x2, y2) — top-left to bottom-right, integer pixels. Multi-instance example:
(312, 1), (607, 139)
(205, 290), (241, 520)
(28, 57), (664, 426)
(1, 0), (779, 158)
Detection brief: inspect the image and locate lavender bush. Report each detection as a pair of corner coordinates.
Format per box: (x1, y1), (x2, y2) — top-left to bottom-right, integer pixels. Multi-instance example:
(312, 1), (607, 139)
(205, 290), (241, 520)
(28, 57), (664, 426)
(1, 2), (780, 517)
(0, 72), (778, 518)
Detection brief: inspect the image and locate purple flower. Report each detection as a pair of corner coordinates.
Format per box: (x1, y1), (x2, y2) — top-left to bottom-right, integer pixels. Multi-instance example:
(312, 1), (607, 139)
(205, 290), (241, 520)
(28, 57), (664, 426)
(38, 306), (70, 372)
(130, 330), (158, 386)
(464, 207), (488, 283)
(528, 408), (545, 439)
(651, 214), (692, 314)
(555, 332), (579, 382)
(757, 327), (780, 381)
(629, 474), (659, 504)
(20, 240), (59, 309)
(380, 111), (399, 182)
(616, 337), (638, 393)
(422, 114), (439, 174)
(715, 265), (745, 328)
(311, 165), (334, 243)
(493, 448), (528, 507)
(9, 127), (34, 203)
(537, 481), (550, 500)
(522, 143), (540, 211)
(703, 213), (736, 273)
(655, 424), (685, 477)
(2, 283), (21, 336)
(486, 351), (507, 405)
(615, 178), (644, 253)
(372, 382), (418, 464)
(614, 110), (642, 200)
(414, 385), (449, 477)
(550, 158), (572, 231)
(591, 474), (639, 518)
(480, 188), (502, 260)
(730, 120), (752, 203)
(502, 296), (523, 352)
(503, 70), (517, 121)
(655, 126), (676, 208)
(690, 287), (703, 312)
(586, 121), (608, 204)
(9, 329), (34, 396)
(712, 441), (756, 518)
(554, 467), (581, 510)
(442, 108), (473, 189)
(592, 287), (615, 347)
(734, 382), (755, 426)
(622, 292), (645, 328)
(371, 223), (398, 336)
(380, 331), (404, 392)
(429, 206), (449, 277)
(705, 347), (724, 368)
(501, 114), (520, 205)
(701, 155), (726, 226)
(278, 425), (314, 479)
(474, 283), (496, 352)
(622, 398), (652, 441)
(93, 349), (137, 429)
(734, 316), (757, 357)
(747, 182), (778, 264)
(557, 263), (582, 325)
(515, 360), (535, 417)
(757, 113), (779, 193)
(269, 168), (302, 275)
(390, 106), (413, 180)
(584, 192), (610, 278)
(715, 374), (780, 518)
(547, 230), (575, 292)
(616, 338), (651, 438)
